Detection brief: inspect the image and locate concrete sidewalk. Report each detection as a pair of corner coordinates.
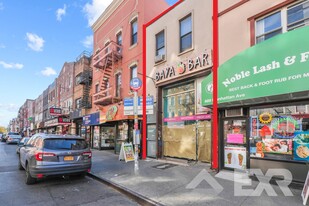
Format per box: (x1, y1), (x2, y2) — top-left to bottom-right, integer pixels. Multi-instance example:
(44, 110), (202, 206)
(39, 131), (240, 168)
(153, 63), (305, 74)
(89, 150), (305, 206)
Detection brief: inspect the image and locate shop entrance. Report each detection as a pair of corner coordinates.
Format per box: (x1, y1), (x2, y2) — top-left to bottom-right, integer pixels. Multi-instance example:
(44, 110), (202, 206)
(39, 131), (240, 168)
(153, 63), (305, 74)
(162, 120), (211, 162)
(147, 124), (157, 158)
(222, 118), (248, 170)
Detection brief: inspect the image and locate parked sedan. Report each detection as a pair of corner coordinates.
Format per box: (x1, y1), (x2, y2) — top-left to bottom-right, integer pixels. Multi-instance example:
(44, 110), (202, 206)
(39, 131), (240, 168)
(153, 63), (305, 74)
(3, 132), (19, 142)
(16, 137), (30, 154)
(19, 133), (92, 184)
(6, 134), (22, 144)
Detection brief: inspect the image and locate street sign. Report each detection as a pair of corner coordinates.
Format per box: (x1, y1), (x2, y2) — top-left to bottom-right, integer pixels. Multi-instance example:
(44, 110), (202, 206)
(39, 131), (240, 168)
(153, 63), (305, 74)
(130, 77), (142, 91)
(123, 96), (154, 115)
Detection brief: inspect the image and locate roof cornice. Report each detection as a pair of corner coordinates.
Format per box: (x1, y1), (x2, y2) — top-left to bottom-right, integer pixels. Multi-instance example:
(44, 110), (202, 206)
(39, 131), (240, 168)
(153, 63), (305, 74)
(91, 0), (125, 32)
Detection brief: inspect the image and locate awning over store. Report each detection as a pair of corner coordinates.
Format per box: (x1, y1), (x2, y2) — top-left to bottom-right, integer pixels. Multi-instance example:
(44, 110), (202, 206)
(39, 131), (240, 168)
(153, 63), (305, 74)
(201, 26), (309, 107)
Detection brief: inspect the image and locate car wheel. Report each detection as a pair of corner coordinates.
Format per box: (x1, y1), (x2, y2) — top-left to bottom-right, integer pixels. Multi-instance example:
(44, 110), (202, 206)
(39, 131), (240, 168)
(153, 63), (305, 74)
(18, 156), (24, 170)
(25, 163), (36, 185)
(79, 172), (86, 178)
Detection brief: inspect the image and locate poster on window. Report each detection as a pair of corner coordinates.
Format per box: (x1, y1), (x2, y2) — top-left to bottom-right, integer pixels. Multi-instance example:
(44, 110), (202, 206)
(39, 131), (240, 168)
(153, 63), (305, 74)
(262, 139), (292, 155)
(93, 126), (100, 149)
(294, 133), (309, 161)
(224, 146), (246, 170)
(196, 77), (211, 114)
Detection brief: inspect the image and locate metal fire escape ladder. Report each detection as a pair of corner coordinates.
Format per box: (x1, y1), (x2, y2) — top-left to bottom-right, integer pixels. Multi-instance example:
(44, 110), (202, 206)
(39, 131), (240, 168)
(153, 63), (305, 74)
(93, 41), (122, 105)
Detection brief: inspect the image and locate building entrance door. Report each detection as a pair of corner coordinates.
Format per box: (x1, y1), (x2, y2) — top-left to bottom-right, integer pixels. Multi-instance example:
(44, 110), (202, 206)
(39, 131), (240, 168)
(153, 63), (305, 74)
(147, 124), (157, 158)
(222, 119), (247, 170)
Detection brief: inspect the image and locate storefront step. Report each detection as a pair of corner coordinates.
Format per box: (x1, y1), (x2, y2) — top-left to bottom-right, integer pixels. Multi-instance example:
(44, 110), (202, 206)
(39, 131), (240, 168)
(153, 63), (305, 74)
(156, 157), (189, 167)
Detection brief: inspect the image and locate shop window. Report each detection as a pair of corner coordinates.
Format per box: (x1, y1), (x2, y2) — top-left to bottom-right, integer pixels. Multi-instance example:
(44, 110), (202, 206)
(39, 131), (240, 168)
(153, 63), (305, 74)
(180, 14), (192, 53)
(249, 103), (309, 163)
(163, 82), (195, 118)
(131, 18), (138, 45)
(255, 0), (309, 44)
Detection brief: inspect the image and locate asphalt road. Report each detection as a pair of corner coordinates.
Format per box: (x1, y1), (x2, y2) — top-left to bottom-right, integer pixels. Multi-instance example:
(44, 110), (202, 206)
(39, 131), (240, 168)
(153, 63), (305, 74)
(0, 142), (140, 206)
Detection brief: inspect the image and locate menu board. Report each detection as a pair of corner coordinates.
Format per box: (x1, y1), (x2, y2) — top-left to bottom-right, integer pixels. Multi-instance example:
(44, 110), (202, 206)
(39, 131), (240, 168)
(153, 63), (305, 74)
(119, 142), (134, 162)
(302, 171), (309, 205)
(224, 146), (246, 170)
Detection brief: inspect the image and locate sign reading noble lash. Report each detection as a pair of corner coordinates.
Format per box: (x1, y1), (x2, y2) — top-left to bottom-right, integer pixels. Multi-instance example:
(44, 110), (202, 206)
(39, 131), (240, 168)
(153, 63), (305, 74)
(202, 26), (309, 106)
(155, 50), (212, 83)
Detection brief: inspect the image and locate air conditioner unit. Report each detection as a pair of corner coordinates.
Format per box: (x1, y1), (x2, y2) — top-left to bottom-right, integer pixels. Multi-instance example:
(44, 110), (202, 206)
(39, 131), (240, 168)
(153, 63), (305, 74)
(225, 108), (243, 117)
(154, 54), (165, 63)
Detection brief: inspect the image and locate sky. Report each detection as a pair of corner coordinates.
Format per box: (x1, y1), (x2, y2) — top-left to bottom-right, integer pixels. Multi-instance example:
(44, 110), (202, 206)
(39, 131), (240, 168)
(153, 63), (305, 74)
(0, 0), (178, 127)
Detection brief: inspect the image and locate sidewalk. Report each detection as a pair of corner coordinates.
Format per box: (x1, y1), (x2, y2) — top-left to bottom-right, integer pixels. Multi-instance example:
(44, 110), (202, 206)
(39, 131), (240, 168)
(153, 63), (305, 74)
(89, 150), (305, 206)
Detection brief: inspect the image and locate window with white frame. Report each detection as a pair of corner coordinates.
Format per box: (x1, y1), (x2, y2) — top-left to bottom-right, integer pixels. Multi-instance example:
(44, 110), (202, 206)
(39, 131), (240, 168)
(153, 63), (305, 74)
(115, 73), (122, 97)
(180, 14), (192, 52)
(75, 98), (82, 109)
(256, 0), (309, 44)
(95, 84), (99, 93)
(116, 32), (122, 53)
(155, 30), (165, 56)
(76, 73), (82, 85)
(131, 18), (138, 45)
(130, 65), (137, 81)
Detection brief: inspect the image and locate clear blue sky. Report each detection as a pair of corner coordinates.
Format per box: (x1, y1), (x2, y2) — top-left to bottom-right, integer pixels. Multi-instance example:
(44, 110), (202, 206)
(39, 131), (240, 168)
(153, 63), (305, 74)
(0, 0), (178, 127)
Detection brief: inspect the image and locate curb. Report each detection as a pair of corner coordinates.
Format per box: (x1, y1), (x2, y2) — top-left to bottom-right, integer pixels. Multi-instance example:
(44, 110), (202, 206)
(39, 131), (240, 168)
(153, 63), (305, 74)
(87, 172), (165, 206)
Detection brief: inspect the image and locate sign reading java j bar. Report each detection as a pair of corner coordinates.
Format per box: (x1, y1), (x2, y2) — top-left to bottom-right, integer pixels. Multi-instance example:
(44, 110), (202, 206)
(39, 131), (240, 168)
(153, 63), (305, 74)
(201, 26), (309, 106)
(156, 50), (212, 83)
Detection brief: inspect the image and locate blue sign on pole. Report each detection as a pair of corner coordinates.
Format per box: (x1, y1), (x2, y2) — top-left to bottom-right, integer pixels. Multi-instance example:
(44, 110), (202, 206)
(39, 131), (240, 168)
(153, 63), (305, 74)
(130, 77), (142, 91)
(138, 96), (154, 106)
(124, 98), (134, 106)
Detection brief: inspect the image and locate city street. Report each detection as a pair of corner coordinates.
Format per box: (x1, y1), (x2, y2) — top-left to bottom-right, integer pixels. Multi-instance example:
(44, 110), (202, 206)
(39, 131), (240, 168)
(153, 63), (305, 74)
(0, 142), (139, 206)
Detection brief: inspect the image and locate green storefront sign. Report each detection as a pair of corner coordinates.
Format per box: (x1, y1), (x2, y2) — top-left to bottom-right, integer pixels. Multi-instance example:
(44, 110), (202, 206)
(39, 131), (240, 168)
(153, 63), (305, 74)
(202, 26), (309, 106)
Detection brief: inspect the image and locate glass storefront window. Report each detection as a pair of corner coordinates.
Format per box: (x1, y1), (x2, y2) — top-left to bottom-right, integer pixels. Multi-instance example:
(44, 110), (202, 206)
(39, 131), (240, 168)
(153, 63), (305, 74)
(163, 82), (195, 118)
(250, 104), (309, 162)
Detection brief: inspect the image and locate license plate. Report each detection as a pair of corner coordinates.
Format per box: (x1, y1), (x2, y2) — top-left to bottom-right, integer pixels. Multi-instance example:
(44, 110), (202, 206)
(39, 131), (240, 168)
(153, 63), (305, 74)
(64, 156), (74, 161)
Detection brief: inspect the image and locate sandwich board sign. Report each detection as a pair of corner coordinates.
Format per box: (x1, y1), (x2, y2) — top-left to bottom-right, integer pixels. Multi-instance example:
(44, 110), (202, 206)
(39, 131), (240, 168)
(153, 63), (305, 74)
(119, 142), (134, 162)
(302, 171), (309, 205)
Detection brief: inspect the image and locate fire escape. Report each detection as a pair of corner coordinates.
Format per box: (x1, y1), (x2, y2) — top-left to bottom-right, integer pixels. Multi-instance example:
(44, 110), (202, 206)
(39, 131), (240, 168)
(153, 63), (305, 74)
(79, 69), (92, 108)
(92, 41), (122, 105)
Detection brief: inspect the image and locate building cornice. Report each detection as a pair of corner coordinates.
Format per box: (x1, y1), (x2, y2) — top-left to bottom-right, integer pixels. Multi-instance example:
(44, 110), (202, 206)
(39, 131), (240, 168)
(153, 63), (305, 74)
(91, 0), (125, 32)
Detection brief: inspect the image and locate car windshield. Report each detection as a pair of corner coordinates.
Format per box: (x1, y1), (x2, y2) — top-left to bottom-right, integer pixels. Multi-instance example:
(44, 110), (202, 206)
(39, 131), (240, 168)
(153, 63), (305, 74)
(43, 139), (88, 150)
(10, 135), (22, 138)
(9, 132), (19, 135)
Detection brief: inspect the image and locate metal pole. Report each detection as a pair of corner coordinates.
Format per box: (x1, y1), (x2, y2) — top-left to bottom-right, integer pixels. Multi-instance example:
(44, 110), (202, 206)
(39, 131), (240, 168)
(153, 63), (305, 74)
(212, 0), (219, 170)
(133, 91), (139, 174)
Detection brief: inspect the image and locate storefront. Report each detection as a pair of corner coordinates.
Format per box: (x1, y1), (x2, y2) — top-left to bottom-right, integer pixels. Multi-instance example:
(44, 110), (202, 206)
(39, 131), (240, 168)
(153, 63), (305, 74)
(44, 116), (71, 134)
(85, 105), (135, 152)
(83, 112), (100, 149)
(70, 108), (85, 136)
(156, 50), (213, 161)
(202, 26), (309, 182)
(99, 103), (134, 154)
